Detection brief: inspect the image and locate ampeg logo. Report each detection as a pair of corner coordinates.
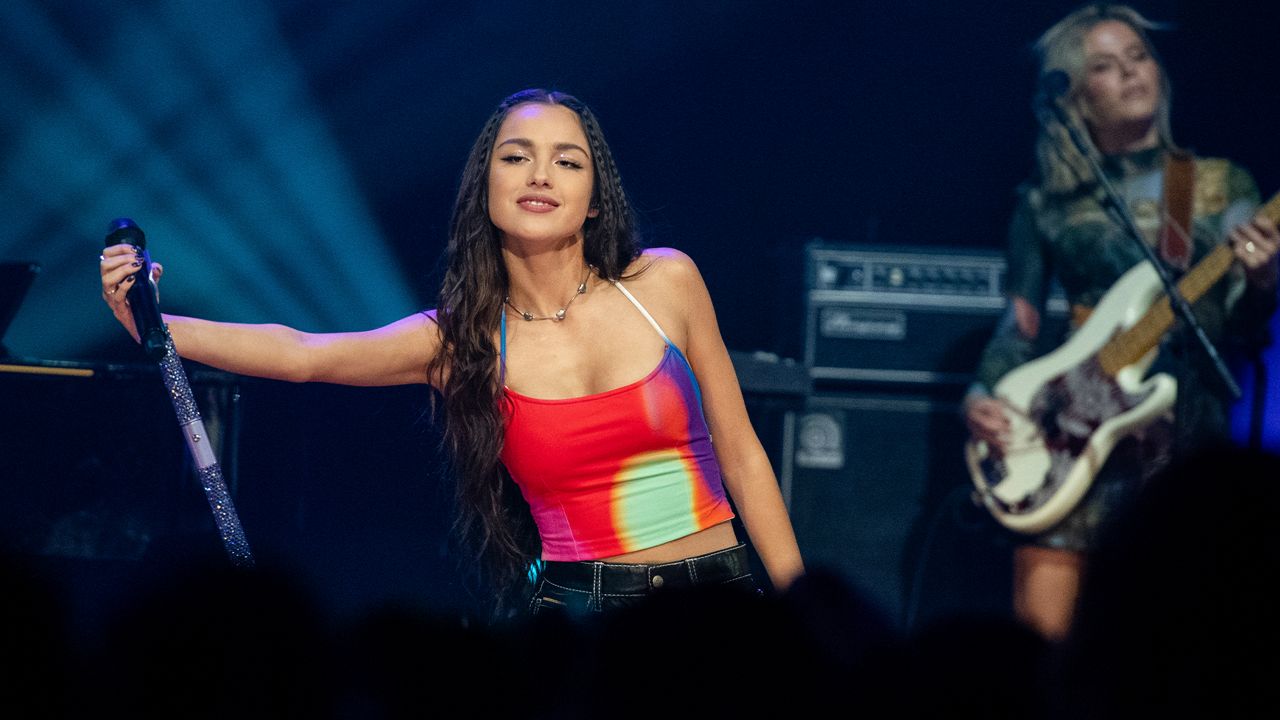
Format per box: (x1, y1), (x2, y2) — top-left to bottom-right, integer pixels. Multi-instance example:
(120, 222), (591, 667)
(795, 412), (844, 470)
(819, 307), (907, 341)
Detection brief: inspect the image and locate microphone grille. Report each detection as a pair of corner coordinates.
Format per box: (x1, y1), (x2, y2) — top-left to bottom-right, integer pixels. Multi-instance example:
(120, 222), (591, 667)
(105, 217), (146, 249)
(1039, 69), (1071, 99)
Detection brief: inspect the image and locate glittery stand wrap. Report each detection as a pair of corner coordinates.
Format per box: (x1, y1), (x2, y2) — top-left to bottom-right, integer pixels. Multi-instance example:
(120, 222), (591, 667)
(159, 335), (255, 567)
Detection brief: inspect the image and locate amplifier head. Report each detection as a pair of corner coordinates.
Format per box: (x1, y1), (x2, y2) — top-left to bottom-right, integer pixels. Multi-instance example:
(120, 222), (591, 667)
(804, 241), (1065, 386)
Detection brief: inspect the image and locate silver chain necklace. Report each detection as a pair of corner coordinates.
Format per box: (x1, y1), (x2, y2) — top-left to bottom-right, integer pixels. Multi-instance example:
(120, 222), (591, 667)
(505, 265), (593, 322)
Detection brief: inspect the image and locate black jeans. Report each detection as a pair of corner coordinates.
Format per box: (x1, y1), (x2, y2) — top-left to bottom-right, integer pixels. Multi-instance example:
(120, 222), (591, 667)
(528, 543), (760, 617)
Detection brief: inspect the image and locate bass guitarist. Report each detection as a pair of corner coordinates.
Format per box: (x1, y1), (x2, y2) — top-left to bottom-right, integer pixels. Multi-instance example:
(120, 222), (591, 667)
(963, 3), (1278, 640)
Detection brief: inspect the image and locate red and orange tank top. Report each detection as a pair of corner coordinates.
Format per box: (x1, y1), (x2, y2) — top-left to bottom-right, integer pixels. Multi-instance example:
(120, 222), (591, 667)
(498, 282), (735, 561)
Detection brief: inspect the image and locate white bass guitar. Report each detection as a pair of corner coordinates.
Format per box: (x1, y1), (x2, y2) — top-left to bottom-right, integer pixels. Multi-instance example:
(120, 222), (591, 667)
(967, 193), (1280, 534)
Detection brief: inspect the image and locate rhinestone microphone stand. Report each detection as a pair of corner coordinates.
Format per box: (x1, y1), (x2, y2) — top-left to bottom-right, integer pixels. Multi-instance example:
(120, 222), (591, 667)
(157, 333), (254, 566)
(106, 218), (254, 567)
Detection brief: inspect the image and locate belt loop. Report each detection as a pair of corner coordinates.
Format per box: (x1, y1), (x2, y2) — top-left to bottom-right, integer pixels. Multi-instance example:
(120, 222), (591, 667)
(591, 561), (603, 612)
(686, 558), (699, 585)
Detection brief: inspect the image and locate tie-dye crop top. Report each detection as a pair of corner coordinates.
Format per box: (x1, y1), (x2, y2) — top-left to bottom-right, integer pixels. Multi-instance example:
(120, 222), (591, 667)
(498, 282), (735, 562)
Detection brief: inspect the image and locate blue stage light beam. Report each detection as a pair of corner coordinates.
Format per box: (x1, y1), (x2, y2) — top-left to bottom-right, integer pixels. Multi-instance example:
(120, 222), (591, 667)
(0, 0), (418, 361)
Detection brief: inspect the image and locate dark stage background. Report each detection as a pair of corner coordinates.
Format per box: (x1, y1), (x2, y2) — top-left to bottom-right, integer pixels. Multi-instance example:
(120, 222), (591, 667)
(2, 0), (1278, 623)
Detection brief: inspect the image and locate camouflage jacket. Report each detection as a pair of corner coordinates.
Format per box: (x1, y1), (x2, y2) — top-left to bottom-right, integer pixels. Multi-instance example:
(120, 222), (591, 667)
(975, 146), (1275, 439)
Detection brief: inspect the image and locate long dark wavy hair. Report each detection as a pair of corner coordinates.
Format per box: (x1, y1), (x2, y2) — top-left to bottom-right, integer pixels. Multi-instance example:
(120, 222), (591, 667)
(427, 89), (640, 608)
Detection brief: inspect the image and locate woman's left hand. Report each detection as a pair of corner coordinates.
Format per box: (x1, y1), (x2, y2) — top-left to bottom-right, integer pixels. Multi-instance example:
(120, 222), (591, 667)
(1230, 213), (1280, 290)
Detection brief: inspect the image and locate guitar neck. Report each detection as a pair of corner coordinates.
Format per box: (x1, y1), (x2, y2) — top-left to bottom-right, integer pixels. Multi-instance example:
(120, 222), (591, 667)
(1098, 192), (1280, 376)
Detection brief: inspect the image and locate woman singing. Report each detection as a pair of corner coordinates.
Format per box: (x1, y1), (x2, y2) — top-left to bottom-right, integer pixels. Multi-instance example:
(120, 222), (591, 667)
(100, 88), (804, 615)
(965, 4), (1278, 639)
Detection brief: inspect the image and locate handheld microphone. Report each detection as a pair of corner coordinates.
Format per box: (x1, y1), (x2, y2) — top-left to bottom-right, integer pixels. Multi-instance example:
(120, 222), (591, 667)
(105, 218), (167, 360)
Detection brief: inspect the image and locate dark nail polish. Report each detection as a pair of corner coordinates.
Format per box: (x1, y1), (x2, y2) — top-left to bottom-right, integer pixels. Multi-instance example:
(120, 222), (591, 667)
(132, 260), (142, 267)
(131, 245), (142, 253)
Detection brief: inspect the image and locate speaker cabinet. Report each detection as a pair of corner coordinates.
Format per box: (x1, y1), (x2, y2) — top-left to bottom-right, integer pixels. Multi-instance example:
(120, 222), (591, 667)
(779, 390), (1013, 628)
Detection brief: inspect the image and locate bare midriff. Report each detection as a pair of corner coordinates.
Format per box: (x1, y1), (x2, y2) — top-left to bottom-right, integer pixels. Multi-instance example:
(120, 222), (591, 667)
(596, 520), (738, 564)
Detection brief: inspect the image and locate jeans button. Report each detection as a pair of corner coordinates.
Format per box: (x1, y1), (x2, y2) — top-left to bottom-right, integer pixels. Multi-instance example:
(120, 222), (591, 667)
(651, 574), (664, 589)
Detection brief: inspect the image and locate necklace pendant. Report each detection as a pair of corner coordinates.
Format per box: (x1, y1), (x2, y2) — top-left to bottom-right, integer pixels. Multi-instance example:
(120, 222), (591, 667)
(506, 265), (591, 323)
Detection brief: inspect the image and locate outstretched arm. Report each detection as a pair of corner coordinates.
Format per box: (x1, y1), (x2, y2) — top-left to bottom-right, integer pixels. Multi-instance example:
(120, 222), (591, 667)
(100, 243), (438, 387)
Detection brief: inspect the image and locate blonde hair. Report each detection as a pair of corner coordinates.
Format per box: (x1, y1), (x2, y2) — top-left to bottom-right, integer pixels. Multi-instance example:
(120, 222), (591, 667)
(1033, 4), (1174, 195)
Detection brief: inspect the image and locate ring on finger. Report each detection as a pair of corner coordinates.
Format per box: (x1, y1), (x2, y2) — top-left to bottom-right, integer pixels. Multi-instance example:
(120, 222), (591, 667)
(1245, 240), (1257, 254)
(98, 254), (106, 261)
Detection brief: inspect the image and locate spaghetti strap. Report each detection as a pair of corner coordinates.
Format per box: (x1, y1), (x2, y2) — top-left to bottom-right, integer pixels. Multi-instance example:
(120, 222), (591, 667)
(613, 281), (671, 344)
(499, 308), (507, 384)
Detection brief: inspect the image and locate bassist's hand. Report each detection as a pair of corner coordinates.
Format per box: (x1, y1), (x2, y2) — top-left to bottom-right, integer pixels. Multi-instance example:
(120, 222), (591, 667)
(1231, 213), (1279, 291)
(965, 393), (1011, 452)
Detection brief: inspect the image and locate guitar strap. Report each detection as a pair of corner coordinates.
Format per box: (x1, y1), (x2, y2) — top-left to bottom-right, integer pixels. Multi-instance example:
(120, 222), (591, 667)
(1071, 151), (1198, 329)
(1159, 150), (1195, 271)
